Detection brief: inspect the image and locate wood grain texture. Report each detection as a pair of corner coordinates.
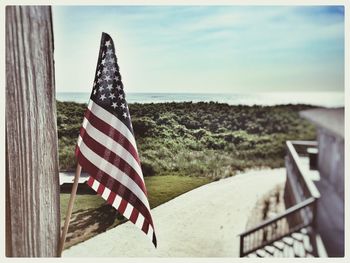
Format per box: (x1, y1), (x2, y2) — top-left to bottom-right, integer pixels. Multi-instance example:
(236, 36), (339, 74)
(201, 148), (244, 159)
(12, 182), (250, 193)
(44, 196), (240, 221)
(6, 6), (60, 257)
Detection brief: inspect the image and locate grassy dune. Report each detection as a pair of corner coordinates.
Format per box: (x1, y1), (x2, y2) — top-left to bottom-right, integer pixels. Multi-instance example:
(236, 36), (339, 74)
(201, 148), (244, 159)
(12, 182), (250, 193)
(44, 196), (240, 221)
(57, 101), (316, 179)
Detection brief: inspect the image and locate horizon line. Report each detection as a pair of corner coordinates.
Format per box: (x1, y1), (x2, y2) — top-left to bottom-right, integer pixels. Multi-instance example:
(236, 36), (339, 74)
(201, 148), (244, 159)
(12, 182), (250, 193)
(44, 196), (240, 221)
(56, 91), (345, 94)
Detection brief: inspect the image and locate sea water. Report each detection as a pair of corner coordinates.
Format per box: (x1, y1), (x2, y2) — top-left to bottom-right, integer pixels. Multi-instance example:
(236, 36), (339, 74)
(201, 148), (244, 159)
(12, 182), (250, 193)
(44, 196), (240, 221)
(56, 91), (344, 108)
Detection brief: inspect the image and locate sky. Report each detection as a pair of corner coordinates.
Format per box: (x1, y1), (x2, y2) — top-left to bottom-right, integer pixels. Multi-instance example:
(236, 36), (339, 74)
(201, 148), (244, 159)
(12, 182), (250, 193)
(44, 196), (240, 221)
(52, 5), (344, 93)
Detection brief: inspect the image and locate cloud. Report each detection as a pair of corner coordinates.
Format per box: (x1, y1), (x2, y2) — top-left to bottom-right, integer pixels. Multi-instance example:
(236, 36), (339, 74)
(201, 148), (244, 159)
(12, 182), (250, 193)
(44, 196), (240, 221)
(52, 5), (344, 93)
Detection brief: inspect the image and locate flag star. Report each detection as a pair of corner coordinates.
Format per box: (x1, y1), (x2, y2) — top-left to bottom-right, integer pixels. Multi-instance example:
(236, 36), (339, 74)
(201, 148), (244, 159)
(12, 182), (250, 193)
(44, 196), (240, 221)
(122, 112), (128, 118)
(114, 76), (119, 82)
(103, 68), (108, 74)
(105, 40), (111, 47)
(105, 75), (111, 82)
(110, 67), (117, 73)
(99, 86), (104, 92)
(108, 57), (115, 63)
(97, 70), (101, 76)
(118, 94), (124, 100)
(121, 103), (126, 109)
(101, 59), (106, 65)
(106, 49), (113, 55)
(116, 85), (122, 90)
(102, 51), (105, 57)
(100, 94), (106, 101)
(111, 102), (118, 109)
(106, 84), (113, 91)
(97, 78), (103, 83)
(93, 89), (97, 95)
(109, 93), (116, 99)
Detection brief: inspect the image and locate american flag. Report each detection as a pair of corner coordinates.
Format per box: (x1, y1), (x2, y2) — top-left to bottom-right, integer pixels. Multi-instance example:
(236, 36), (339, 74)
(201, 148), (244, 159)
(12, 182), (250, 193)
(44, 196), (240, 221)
(75, 32), (157, 247)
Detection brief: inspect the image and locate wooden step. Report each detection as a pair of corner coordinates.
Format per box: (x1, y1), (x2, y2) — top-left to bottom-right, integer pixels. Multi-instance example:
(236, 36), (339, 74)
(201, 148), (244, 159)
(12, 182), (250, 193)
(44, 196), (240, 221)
(256, 249), (267, 257)
(283, 236), (294, 246)
(273, 241), (285, 251)
(264, 245), (275, 255)
(292, 232), (304, 242)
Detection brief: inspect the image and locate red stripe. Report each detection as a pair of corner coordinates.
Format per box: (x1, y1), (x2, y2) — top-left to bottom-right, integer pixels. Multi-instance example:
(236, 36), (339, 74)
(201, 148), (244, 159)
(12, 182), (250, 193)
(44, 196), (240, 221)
(79, 127), (147, 195)
(129, 208), (139, 224)
(142, 220), (149, 233)
(76, 148), (154, 227)
(84, 109), (140, 165)
(87, 176), (95, 187)
(153, 232), (157, 248)
(118, 199), (128, 214)
(107, 190), (116, 204)
(97, 183), (105, 195)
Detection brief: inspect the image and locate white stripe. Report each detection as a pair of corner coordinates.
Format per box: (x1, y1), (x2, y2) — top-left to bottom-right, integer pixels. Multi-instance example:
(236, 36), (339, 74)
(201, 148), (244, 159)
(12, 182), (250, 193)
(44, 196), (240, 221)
(82, 117), (144, 182)
(77, 137), (151, 210)
(135, 213), (145, 229)
(88, 100), (138, 151)
(91, 179), (100, 192)
(147, 226), (154, 240)
(123, 203), (133, 219)
(102, 187), (111, 200)
(113, 195), (122, 209)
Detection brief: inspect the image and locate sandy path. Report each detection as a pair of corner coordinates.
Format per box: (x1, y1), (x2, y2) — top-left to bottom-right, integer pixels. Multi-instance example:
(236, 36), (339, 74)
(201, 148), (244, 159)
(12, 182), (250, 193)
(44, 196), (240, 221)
(63, 168), (286, 257)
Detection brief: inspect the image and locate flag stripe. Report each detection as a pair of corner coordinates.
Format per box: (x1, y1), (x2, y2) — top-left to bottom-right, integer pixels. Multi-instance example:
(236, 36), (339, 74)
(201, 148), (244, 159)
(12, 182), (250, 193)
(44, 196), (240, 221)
(76, 148), (154, 227)
(83, 108), (141, 165)
(142, 219), (149, 233)
(123, 203), (133, 218)
(80, 116), (143, 181)
(86, 176), (154, 240)
(79, 126), (147, 194)
(102, 187), (111, 200)
(87, 176), (95, 186)
(97, 183), (105, 195)
(118, 199), (128, 214)
(107, 191), (116, 204)
(135, 213), (145, 229)
(130, 208), (139, 224)
(88, 100), (138, 151)
(77, 136), (150, 210)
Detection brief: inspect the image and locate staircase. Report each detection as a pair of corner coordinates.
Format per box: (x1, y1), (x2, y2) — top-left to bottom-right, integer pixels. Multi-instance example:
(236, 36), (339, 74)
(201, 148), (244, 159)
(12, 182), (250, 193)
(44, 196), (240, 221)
(244, 226), (327, 258)
(239, 141), (327, 258)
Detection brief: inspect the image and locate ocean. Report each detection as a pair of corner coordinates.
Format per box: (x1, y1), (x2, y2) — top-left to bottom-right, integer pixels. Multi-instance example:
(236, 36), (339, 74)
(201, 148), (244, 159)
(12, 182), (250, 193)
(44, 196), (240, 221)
(56, 92), (344, 108)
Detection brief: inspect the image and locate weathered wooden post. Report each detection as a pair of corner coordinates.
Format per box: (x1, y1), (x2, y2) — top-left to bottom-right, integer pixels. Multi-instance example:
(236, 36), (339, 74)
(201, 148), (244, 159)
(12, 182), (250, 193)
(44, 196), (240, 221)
(6, 6), (60, 257)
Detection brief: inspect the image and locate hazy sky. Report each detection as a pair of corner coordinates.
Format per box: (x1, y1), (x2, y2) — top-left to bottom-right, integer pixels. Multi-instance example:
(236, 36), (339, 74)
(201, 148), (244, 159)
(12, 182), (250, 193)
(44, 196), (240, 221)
(53, 6), (344, 93)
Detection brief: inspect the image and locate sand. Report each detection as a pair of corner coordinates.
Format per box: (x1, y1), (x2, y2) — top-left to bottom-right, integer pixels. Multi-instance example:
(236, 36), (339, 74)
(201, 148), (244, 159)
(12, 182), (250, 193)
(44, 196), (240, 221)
(63, 168), (286, 257)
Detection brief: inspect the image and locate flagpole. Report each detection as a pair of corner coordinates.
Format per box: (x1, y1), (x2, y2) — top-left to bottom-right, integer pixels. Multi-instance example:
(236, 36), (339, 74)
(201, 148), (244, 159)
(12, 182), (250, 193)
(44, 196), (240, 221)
(58, 163), (82, 257)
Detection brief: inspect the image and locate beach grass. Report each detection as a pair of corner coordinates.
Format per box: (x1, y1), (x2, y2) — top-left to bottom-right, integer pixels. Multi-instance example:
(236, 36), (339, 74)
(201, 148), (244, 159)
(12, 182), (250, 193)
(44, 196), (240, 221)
(145, 175), (212, 208)
(57, 101), (317, 179)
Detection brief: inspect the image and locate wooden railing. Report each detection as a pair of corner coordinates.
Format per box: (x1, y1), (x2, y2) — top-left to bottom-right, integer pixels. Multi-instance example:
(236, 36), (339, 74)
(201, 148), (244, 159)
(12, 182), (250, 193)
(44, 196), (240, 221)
(238, 141), (320, 257)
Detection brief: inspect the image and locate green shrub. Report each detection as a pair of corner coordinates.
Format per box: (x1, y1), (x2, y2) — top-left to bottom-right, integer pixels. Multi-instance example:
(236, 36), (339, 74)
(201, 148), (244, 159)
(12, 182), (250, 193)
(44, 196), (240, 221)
(57, 100), (317, 179)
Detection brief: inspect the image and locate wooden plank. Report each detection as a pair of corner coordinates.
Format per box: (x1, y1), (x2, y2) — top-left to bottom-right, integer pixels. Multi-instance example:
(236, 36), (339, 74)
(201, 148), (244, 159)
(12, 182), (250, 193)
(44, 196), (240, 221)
(6, 6), (60, 257)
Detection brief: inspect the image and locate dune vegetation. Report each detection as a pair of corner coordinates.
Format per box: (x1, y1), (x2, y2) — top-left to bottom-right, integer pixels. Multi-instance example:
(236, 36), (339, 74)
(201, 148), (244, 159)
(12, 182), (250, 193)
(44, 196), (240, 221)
(57, 101), (316, 179)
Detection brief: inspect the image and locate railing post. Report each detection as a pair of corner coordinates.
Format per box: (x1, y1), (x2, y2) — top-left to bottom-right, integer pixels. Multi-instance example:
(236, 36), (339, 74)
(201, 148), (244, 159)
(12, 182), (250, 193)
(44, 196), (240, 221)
(239, 235), (244, 257)
(312, 199), (318, 229)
